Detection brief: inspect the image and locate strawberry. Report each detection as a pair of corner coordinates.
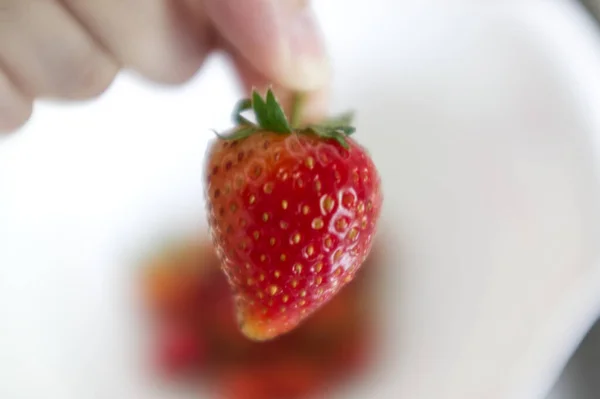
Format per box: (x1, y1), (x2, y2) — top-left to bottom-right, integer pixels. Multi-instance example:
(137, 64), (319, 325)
(217, 362), (320, 399)
(142, 241), (217, 323)
(204, 89), (382, 341)
(156, 323), (205, 376)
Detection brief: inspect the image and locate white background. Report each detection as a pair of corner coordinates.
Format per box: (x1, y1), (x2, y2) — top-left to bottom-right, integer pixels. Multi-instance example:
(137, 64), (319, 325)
(2, 1), (600, 398)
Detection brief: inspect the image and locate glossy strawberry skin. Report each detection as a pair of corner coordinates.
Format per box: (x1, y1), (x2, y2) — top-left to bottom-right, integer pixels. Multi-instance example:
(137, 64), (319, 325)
(204, 131), (382, 340)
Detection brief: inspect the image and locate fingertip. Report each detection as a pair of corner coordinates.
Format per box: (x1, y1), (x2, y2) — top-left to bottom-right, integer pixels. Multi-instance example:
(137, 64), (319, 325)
(274, 5), (331, 92)
(231, 50), (330, 125)
(300, 86), (330, 124)
(207, 0), (331, 92)
(0, 73), (33, 133)
(0, 101), (32, 134)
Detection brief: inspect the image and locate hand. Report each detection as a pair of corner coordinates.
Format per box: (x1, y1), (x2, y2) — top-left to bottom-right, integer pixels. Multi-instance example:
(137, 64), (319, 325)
(0, 0), (330, 132)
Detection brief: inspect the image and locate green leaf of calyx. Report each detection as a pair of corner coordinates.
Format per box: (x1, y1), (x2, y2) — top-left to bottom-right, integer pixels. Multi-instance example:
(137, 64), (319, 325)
(216, 88), (356, 149)
(251, 89), (292, 134)
(302, 107), (356, 148)
(212, 125), (259, 141)
(233, 98), (253, 126)
(304, 125), (352, 149)
(321, 111), (355, 128)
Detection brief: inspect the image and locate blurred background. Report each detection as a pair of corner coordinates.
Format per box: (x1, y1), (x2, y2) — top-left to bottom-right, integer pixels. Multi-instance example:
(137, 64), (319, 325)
(3, 1), (600, 399)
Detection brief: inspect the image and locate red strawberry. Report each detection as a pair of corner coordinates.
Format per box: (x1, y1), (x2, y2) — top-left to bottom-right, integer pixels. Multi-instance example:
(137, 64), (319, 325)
(217, 362), (320, 399)
(156, 323), (205, 375)
(204, 89), (382, 341)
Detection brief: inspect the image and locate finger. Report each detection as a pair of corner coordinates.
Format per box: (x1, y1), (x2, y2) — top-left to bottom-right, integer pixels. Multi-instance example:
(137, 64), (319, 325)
(62, 0), (213, 84)
(205, 0), (330, 92)
(0, 68), (32, 133)
(229, 46), (329, 125)
(0, 0), (118, 99)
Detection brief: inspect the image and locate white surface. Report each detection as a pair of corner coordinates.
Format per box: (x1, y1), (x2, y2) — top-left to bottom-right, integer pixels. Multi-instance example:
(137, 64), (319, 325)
(2, 1), (600, 399)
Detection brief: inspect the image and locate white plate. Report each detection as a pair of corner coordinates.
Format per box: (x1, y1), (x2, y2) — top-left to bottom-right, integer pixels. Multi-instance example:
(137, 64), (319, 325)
(2, 1), (600, 399)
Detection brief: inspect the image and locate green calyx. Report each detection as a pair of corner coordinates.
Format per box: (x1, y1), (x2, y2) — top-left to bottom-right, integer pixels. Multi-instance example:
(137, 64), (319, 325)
(214, 88), (356, 149)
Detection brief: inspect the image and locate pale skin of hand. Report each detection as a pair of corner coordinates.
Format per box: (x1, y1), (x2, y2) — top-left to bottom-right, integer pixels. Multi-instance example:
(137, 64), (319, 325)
(0, 0), (330, 132)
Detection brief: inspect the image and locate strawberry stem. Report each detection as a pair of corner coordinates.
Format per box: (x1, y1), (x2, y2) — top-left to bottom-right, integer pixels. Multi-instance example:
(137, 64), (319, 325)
(290, 91), (305, 129)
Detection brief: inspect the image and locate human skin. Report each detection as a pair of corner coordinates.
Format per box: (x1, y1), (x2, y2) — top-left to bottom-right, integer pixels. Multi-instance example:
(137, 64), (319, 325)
(0, 0), (330, 132)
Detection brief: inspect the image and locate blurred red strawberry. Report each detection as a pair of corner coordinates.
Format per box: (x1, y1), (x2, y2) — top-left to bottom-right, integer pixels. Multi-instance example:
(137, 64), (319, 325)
(156, 323), (205, 376)
(217, 362), (320, 399)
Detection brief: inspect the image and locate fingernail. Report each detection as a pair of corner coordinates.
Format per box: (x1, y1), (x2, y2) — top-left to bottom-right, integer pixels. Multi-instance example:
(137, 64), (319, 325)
(271, 0), (330, 91)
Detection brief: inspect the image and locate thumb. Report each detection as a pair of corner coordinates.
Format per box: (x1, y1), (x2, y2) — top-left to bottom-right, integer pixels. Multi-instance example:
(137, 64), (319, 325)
(205, 0), (330, 92)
